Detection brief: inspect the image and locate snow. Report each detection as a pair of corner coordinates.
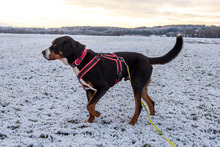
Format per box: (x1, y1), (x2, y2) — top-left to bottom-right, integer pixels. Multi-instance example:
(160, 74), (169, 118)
(0, 34), (219, 147)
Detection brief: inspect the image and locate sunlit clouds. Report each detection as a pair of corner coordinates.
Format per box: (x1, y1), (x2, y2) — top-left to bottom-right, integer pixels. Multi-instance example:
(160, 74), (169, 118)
(0, 0), (219, 28)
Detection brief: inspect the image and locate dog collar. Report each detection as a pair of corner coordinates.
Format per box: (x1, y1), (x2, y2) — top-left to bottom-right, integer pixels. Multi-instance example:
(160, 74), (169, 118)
(70, 49), (87, 68)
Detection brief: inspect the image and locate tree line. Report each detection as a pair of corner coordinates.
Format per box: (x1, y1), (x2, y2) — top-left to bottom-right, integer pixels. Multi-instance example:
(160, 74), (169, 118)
(0, 25), (220, 38)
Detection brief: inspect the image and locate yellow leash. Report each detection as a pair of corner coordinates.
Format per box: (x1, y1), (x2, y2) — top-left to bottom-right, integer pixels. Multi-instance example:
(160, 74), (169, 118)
(125, 62), (176, 147)
(141, 101), (176, 147)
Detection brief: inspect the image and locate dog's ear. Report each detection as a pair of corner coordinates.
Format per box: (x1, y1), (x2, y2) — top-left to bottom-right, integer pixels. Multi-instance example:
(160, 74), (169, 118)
(62, 40), (76, 58)
(74, 41), (86, 53)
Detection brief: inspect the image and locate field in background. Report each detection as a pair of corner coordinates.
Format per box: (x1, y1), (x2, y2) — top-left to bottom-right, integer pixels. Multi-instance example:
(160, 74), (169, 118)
(0, 34), (219, 146)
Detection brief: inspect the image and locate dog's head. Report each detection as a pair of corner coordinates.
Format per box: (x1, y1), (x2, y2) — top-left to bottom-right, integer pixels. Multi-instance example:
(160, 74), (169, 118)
(42, 36), (85, 62)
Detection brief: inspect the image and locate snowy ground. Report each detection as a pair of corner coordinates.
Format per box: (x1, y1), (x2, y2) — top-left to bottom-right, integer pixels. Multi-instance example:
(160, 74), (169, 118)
(0, 34), (219, 147)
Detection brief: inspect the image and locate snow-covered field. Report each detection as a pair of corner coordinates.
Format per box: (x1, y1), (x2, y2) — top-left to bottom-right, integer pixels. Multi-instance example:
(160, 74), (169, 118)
(0, 34), (219, 147)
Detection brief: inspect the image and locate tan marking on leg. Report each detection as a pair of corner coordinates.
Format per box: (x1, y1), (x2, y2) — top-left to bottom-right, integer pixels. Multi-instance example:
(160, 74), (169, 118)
(142, 80), (155, 115)
(87, 113), (95, 123)
(87, 92), (95, 100)
(129, 95), (140, 126)
(86, 84), (97, 123)
(86, 81), (100, 119)
(87, 104), (100, 117)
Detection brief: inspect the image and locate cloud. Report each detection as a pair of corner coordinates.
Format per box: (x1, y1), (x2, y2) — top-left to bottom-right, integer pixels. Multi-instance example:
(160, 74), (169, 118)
(59, 0), (220, 27)
(1, 0), (219, 27)
(62, 0), (220, 20)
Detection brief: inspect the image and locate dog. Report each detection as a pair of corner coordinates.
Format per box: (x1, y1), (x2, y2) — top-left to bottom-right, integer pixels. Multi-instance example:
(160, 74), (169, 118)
(42, 35), (183, 125)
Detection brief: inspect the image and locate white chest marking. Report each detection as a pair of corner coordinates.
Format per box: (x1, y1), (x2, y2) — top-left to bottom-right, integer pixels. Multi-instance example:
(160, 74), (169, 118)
(72, 67), (97, 92)
(59, 58), (69, 66)
(72, 67), (80, 75)
(59, 59), (97, 92)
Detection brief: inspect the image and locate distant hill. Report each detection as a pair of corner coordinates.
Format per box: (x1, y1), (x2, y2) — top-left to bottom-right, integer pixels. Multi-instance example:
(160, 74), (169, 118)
(0, 25), (220, 38)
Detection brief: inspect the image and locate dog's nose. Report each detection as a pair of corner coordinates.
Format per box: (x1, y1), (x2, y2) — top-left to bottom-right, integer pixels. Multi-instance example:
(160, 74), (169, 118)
(42, 49), (49, 59)
(42, 50), (45, 56)
(42, 50), (46, 58)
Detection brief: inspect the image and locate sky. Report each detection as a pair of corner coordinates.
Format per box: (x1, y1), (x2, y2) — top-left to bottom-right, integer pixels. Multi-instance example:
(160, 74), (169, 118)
(0, 0), (220, 28)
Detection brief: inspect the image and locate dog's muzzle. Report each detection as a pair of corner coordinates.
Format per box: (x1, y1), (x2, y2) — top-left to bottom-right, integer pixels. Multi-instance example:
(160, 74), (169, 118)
(42, 48), (50, 60)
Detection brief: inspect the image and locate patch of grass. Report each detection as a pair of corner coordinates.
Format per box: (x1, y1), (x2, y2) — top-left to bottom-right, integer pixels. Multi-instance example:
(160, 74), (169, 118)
(166, 128), (173, 131)
(143, 144), (152, 147)
(28, 119), (38, 122)
(191, 124), (199, 128)
(207, 73), (213, 76)
(27, 130), (33, 134)
(56, 131), (70, 136)
(114, 127), (119, 130)
(0, 133), (7, 140)
(0, 102), (10, 107)
(101, 120), (112, 125)
(39, 134), (49, 138)
(83, 131), (93, 136)
(43, 91), (49, 96)
(79, 125), (89, 129)
(7, 125), (20, 130)
(68, 119), (79, 124)
(121, 128), (126, 132)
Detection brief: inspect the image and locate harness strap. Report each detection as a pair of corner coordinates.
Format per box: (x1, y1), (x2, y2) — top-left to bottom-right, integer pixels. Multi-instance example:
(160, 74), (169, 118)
(77, 53), (124, 88)
(101, 54), (123, 85)
(77, 55), (100, 80)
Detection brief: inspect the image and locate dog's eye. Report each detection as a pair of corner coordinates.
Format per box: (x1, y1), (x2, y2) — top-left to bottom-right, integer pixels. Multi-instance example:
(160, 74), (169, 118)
(50, 44), (59, 54)
(54, 50), (59, 54)
(49, 46), (54, 51)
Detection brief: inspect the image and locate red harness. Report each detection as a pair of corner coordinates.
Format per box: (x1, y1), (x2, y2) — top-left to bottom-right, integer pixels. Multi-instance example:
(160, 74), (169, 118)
(99, 53), (124, 85)
(71, 49), (124, 88)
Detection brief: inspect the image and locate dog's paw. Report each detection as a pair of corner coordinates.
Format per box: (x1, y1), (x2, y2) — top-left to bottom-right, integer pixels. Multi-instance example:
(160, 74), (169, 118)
(87, 115), (95, 123)
(95, 110), (101, 117)
(150, 110), (155, 116)
(129, 119), (136, 126)
(150, 112), (155, 116)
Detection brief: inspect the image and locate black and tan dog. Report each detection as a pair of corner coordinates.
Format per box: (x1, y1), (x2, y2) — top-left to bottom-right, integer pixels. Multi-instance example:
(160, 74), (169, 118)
(42, 35), (183, 125)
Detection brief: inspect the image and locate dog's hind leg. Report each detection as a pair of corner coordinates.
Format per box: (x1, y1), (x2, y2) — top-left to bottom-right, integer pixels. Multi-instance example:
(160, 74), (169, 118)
(141, 80), (155, 116)
(129, 63), (153, 125)
(129, 86), (143, 126)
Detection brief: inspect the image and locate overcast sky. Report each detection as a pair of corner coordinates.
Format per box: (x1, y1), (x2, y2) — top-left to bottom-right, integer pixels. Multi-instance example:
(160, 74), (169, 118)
(0, 0), (219, 28)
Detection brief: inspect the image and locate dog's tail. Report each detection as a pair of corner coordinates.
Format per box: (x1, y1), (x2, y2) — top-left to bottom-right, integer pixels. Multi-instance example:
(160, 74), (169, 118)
(148, 34), (183, 65)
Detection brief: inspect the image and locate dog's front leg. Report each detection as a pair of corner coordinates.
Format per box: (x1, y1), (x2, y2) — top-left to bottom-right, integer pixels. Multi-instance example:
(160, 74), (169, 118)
(86, 90), (96, 123)
(87, 85), (109, 123)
